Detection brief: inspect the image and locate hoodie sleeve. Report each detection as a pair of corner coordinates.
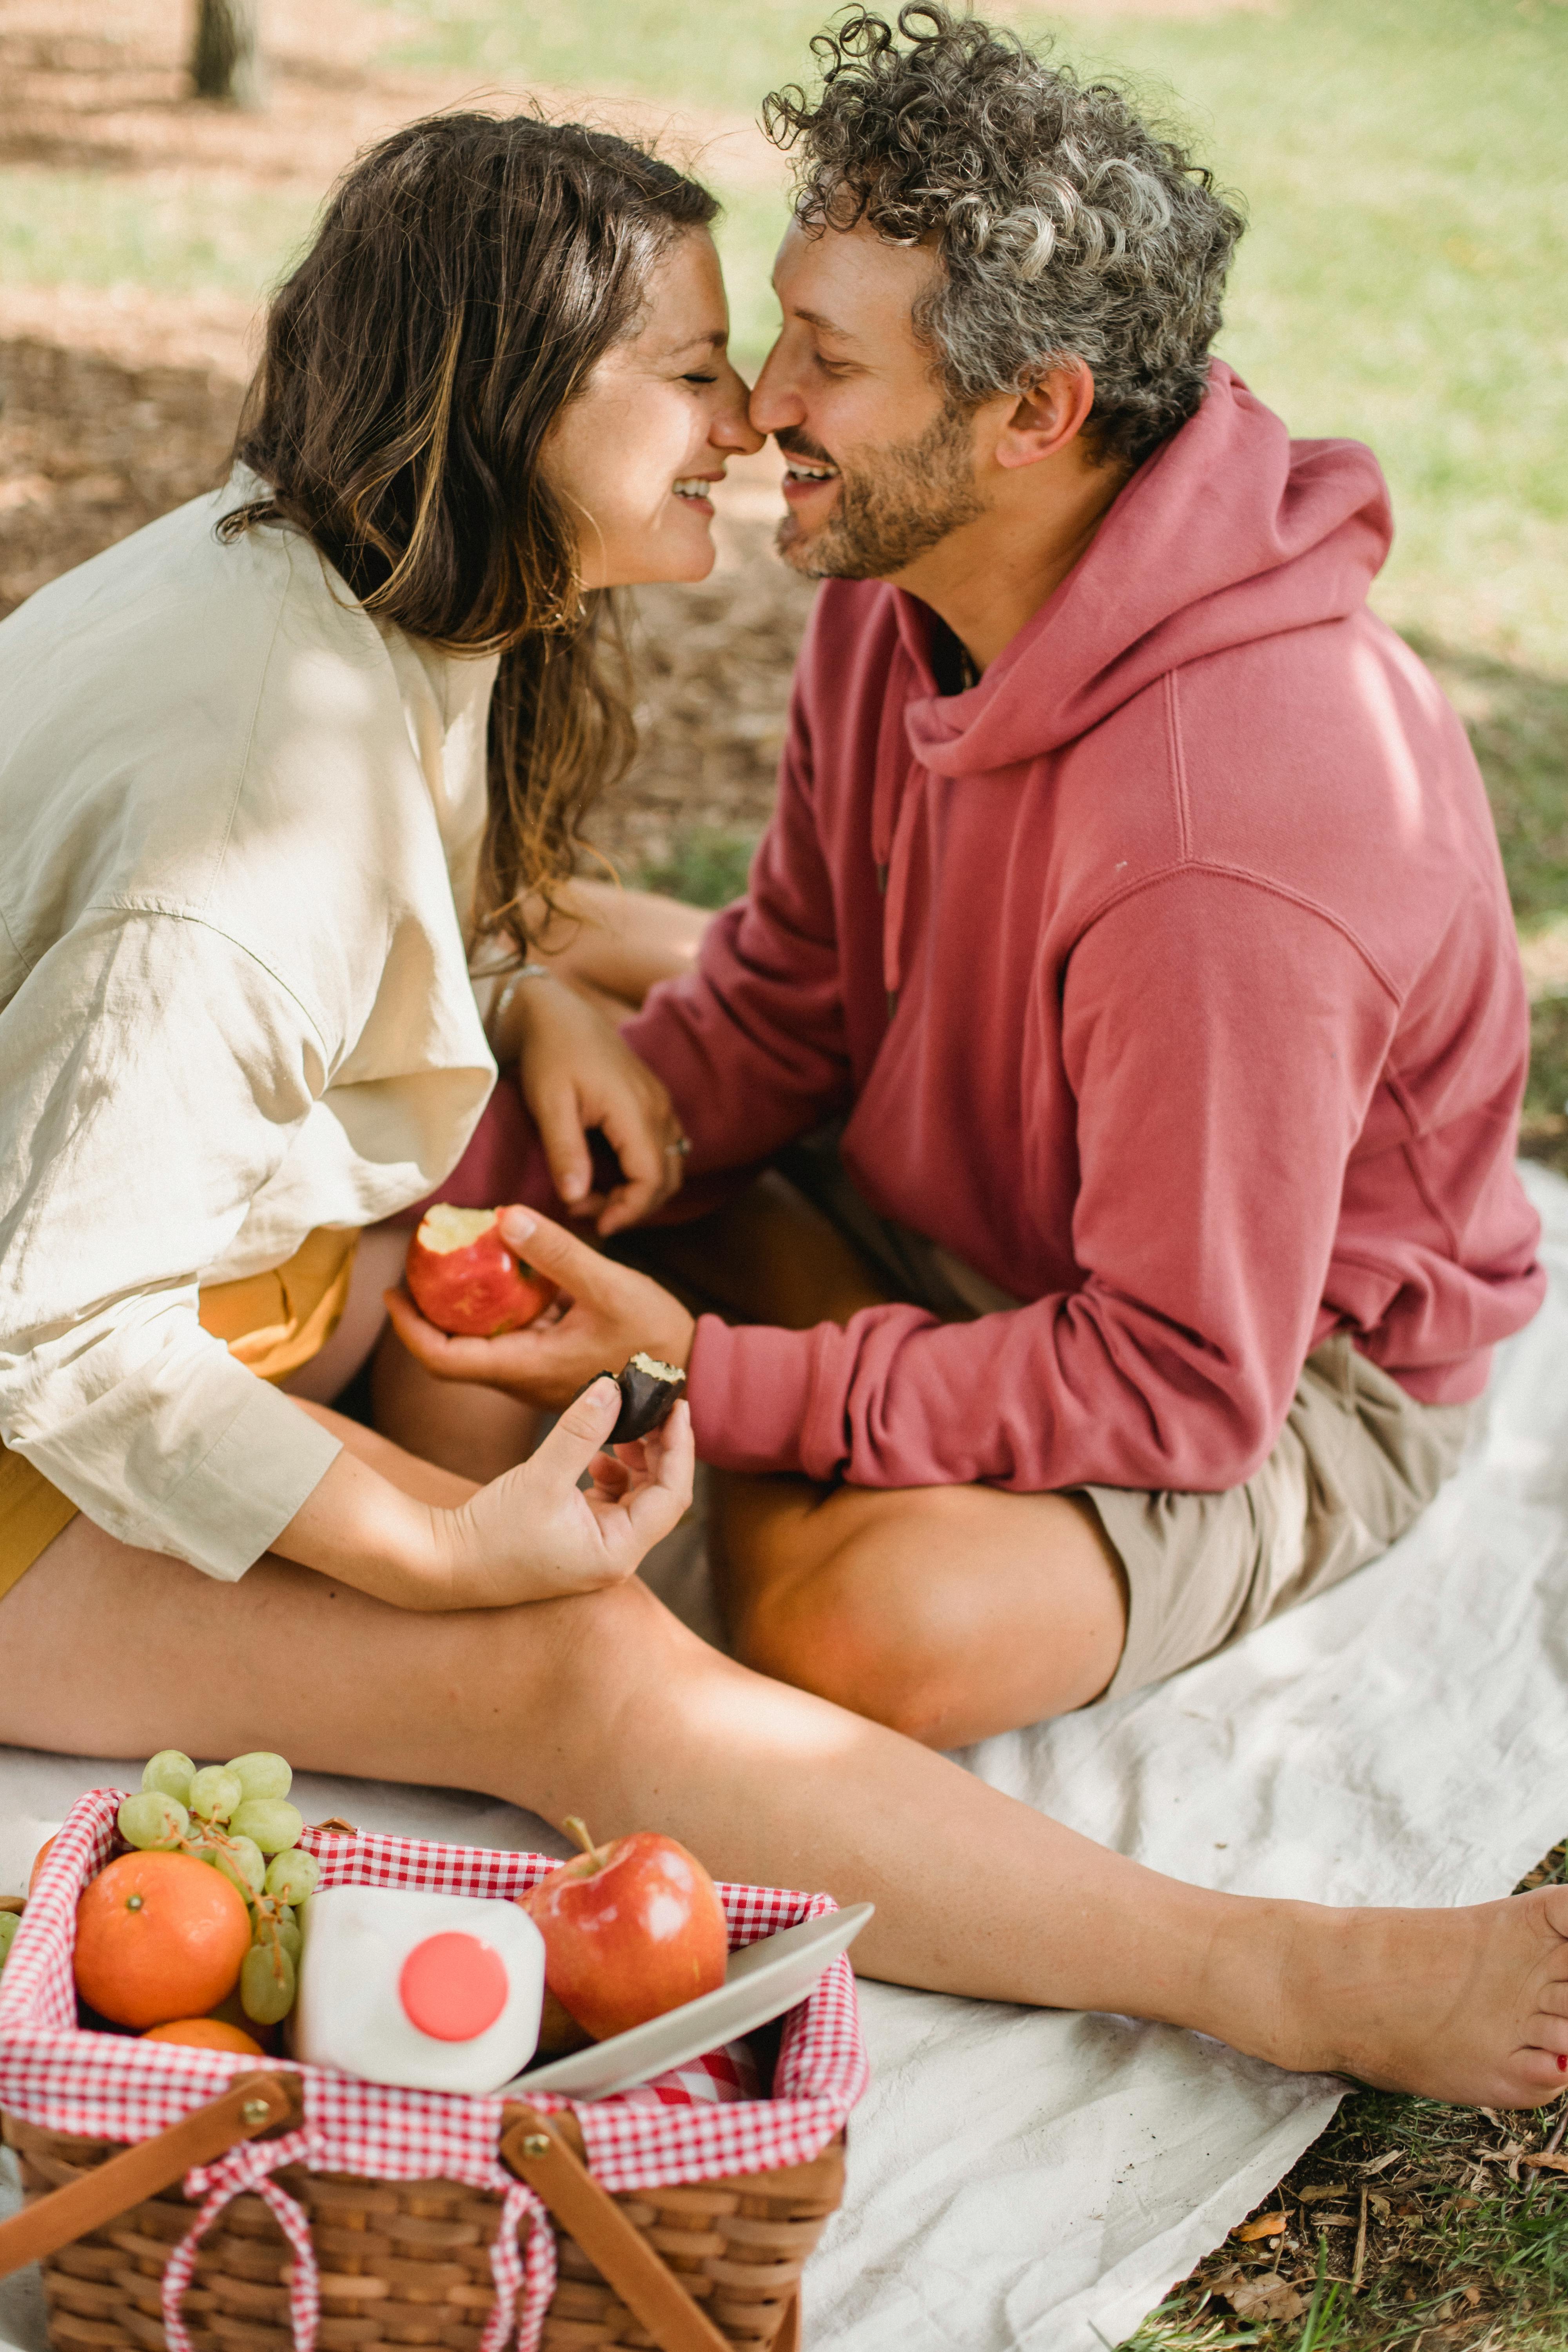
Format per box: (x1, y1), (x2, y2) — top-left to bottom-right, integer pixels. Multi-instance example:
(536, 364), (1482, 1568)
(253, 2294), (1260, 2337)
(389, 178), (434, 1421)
(682, 870), (1401, 1492)
(621, 691), (856, 1176)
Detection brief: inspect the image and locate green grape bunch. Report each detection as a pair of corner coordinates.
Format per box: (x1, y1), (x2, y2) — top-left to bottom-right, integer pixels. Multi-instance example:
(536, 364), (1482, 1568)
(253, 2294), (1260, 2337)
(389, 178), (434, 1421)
(115, 1748), (320, 2026)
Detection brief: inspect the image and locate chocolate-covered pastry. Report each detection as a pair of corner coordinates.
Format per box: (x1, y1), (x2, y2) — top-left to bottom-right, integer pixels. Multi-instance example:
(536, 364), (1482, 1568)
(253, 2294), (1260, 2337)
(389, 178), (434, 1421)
(610, 1352), (687, 1443)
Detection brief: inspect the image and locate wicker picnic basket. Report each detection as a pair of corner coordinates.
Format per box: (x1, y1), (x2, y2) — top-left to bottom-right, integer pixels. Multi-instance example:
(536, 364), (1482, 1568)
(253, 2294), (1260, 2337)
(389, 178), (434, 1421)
(0, 1795), (868, 2352)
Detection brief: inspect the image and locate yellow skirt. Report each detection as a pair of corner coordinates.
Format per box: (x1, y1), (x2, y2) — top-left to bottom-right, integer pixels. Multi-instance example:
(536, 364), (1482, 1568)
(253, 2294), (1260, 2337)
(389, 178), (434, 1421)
(0, 1228), (359, 1604)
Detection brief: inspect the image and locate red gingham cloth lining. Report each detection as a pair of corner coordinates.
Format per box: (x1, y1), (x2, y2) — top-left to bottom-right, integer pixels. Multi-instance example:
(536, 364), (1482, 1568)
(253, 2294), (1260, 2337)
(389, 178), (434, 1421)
(0, 1791), (867, 2193)
(617, 2039), (760, 2107)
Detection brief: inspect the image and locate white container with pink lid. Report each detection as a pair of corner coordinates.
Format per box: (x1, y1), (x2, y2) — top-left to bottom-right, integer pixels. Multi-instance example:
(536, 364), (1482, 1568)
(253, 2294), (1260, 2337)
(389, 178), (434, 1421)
(291, 1886), (547, 2093)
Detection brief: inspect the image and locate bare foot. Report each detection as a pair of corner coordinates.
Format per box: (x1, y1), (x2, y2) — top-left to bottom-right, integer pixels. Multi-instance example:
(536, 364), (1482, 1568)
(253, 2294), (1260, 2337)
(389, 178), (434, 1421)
(1208, 1886), (1568, 2107)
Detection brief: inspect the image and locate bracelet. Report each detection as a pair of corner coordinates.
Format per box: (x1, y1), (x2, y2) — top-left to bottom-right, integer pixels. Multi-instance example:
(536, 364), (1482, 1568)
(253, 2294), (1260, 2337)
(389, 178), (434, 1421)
(488, 962), (552, 1045)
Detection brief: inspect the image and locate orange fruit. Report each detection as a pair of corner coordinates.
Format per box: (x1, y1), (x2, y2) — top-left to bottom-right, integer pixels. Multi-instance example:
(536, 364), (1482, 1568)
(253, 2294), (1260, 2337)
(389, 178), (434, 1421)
(28, 1836), (56, 1896)
(205, 1984), (263, 2039)
(143, 2018), (265, 2057)
(75, 1853), (250, 2029)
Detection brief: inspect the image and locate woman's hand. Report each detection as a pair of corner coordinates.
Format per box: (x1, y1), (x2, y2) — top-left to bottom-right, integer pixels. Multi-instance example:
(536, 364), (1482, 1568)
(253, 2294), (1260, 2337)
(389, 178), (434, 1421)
(503, 975), (687, 1236)
(383, 1207), (696, 1409)
(434, 1375), (694, 1608)
(275, 1373), (694, 1611)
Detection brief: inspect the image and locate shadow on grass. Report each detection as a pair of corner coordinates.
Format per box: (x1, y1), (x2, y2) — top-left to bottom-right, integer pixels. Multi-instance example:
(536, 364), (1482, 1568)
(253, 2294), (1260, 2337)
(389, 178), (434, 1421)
(1407, 633), (1568, 933)
(1414, 636), (1568, 1180)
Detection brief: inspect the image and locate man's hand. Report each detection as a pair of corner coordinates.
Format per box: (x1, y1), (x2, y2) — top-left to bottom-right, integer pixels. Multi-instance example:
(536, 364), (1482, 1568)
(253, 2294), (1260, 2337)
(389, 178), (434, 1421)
(507, 976), (687, 1236)
(434, 1374), (694, 1608)
(383, 1207), (697, 1409)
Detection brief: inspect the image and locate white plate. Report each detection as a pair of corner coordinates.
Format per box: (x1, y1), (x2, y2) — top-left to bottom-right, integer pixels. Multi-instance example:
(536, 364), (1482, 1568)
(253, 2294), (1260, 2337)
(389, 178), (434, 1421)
(503, 1903), (875, 2100)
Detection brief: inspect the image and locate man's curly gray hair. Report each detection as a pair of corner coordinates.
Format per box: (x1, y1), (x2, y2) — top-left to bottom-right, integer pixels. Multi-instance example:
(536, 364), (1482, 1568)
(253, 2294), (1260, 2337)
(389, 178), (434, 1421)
(762, 4), (1246, 469)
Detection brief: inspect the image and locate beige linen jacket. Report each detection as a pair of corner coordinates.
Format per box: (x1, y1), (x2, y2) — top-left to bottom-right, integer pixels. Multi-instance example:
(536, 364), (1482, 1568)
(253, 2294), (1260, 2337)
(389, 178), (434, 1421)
(0, 476), (499, 1577)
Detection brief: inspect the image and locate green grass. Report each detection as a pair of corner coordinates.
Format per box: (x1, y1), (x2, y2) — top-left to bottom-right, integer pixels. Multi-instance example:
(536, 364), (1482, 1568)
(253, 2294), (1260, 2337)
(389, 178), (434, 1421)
(1008, 0), (1568, 679)
(372, 0), (833, 113)
(1124, 2089), (1568, 2349)
(0, 167), (319, 299)
(635, 826), (760, 909)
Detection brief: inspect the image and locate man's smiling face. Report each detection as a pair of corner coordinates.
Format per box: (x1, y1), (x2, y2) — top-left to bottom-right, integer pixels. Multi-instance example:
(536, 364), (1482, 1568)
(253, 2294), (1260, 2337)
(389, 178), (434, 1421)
(750, 219), (985, 581)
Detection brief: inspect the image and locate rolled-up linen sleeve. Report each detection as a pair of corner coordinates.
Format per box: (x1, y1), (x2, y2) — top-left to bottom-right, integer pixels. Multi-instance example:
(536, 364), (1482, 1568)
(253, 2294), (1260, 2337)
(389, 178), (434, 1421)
(0, 908), (343, 1577)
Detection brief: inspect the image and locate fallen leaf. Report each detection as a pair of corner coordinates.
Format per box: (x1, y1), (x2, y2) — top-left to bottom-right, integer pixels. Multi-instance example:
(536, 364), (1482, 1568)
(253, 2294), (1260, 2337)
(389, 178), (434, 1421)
(1227, 2277), (1305, 2323)
(1369, 2193), (1391, 2220)
(1298, 2183), (1352, 2202)
(1361, 2150), (1402, 2176)
(1521, 2151), (1568, 2173)
(1233, 2211), (1287, 2241)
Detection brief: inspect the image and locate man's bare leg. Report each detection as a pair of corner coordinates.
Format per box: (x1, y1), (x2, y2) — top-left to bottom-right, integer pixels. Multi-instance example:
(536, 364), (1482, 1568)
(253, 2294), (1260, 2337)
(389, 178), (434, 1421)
(624, 1172), (1132, 1744)
(4, 1465), (1568, 2111)
(369, 1323), (541, 1485)
(712, 1475), (1128, 1746)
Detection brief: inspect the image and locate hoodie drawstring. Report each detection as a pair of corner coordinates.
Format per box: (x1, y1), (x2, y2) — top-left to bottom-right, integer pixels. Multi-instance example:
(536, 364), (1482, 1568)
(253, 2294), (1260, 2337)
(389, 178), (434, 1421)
(871, 683), (923, 1021)
(880, 777), (924, 1020)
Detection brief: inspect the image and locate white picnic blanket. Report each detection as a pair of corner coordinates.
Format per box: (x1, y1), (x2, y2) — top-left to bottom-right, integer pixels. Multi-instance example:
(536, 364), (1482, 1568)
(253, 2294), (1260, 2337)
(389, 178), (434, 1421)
(7, 1158), (1568, 2352)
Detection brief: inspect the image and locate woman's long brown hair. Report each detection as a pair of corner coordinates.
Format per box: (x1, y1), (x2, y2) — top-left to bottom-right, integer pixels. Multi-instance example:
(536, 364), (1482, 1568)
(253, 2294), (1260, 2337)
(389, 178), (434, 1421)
(221, 112), (718, 953)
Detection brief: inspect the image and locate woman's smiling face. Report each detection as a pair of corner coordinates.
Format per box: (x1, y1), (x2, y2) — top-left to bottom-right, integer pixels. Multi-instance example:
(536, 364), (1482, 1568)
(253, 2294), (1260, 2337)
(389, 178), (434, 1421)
(544, 228), (761, 590)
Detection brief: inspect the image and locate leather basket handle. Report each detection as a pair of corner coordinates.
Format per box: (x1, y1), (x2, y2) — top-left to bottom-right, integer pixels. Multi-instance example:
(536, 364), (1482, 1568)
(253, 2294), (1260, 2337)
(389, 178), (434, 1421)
(501, 2103), (732, 2352)
(0, 2069), (303, 2281)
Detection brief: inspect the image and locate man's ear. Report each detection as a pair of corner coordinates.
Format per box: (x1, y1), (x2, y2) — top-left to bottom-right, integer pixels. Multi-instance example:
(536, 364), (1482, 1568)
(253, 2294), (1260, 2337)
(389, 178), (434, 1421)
(992, 362), (1096, 472)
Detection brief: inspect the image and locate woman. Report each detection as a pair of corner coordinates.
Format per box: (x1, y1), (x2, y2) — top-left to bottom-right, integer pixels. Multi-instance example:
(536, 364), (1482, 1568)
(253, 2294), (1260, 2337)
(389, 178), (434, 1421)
(0, 111), (1563, 2110)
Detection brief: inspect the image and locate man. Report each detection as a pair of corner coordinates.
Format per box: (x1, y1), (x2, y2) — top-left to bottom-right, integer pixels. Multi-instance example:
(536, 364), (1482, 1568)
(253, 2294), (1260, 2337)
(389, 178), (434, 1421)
(391, 5), (1541, 1746)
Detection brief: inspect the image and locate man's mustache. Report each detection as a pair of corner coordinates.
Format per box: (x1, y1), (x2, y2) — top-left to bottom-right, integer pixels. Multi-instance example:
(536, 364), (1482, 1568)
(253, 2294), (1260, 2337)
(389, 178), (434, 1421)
(773, 429), (837, 466)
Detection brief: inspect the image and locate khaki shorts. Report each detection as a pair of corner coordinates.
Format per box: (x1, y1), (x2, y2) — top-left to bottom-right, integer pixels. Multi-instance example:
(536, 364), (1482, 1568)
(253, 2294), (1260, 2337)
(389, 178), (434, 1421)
(774, 1129), (1481, 1697)
(1087, 1334), (1478, 1695)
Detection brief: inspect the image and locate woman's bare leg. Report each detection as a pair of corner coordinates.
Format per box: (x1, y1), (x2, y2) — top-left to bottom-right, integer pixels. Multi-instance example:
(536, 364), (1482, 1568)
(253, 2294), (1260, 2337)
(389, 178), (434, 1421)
(370, 1324), (541, 1485)
(4, 1480), (1568, 2110)
(278, 1205), (541, 1485)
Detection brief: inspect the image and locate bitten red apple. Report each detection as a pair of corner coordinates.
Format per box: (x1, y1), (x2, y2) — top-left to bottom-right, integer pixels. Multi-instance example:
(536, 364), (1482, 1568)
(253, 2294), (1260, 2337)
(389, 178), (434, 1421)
(523, 1818), (728, 2042)
(405, 1205), (556, 1338)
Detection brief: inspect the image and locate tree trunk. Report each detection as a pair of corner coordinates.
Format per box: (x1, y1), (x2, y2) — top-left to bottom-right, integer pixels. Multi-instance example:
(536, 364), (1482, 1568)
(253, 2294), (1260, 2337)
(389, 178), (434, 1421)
(190, 0), (263, 107)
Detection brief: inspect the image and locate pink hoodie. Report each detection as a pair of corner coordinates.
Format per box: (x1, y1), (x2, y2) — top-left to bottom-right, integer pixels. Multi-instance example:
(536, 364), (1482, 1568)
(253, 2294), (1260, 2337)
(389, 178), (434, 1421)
(623, 364), (1543, 1493)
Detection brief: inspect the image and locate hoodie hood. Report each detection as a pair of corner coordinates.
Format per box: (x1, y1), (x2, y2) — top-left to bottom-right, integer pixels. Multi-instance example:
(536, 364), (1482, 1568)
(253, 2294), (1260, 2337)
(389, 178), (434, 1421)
(903, 363), (1393, 778)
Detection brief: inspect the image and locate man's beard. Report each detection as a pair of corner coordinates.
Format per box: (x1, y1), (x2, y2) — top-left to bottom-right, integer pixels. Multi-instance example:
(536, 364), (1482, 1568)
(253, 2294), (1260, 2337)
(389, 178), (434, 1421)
(775, 401), (984, 581)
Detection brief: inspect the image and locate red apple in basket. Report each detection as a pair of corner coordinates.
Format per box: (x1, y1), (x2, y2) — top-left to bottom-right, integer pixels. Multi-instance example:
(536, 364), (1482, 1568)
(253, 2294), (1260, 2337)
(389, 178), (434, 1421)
(404, 1204), (556, 1337)
(523, 1818), (728, 2042)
